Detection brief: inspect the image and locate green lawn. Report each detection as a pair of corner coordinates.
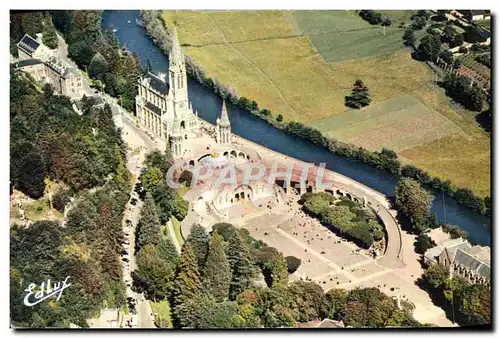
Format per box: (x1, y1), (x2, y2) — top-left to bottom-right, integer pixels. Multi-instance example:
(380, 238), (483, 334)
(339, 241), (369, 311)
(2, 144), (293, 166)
(309, 26), (406, 62)
(24, 198), (51, 220)
(171, 216), (184, 246)
(150, 300), (172, 328)
(292, 10), (370, 35)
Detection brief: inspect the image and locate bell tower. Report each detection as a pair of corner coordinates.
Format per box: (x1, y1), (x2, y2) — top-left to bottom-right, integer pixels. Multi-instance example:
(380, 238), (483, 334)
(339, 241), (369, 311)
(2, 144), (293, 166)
(168, 26), (189, 117)
(216, 100), (231, 144)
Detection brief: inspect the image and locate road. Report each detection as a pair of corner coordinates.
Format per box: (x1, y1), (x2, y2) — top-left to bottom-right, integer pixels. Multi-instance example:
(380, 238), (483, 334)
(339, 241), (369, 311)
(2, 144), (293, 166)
(56, 33), (160, 328)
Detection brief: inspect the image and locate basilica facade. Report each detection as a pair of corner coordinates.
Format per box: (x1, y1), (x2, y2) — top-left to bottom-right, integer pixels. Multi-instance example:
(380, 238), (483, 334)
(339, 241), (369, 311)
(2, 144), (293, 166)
(135, 27), (203, 157)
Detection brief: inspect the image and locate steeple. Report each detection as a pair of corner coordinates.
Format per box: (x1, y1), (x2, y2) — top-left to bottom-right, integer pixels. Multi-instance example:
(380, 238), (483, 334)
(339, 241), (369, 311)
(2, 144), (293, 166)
(220, 100), (230, 126)
(170, 26), (184, 68)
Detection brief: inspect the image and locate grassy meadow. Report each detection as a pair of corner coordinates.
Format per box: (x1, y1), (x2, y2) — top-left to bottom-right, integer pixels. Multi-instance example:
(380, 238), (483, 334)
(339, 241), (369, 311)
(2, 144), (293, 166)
(161, 10), (490, 196)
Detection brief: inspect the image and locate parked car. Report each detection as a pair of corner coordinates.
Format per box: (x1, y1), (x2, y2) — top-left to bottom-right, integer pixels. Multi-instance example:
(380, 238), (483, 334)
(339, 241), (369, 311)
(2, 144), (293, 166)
(122, 257), (130, 263)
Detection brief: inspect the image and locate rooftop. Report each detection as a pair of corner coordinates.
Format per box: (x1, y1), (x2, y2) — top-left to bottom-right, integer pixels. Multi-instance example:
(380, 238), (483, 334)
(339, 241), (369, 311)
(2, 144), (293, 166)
(146, 72), (169, 95)
(17, 34), (40, 54)
(16, 58), (43, 68)
(145, 101), (163, 116)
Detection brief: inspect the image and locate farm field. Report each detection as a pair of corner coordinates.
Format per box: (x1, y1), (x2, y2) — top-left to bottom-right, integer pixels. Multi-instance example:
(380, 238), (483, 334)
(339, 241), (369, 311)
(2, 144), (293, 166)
(161, 10), (490, 196)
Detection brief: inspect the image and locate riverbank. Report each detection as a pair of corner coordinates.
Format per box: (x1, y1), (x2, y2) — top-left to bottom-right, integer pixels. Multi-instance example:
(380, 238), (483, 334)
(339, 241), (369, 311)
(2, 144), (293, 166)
(138, 10), (490, 219)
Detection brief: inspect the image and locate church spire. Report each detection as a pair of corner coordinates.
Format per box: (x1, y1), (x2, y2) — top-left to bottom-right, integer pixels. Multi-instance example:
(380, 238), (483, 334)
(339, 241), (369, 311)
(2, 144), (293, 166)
(170, 25), (184, 68)
(220, 100), (230, 126)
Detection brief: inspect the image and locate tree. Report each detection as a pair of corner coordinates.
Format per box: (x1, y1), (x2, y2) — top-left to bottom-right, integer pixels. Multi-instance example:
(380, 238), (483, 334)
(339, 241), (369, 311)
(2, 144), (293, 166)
(202, 233), (231, 301)
(344, 287), (399, 327)
(10, 141), (46, 199)
(255, 286), (296, 328)
(418, 33), (442, 61)
(157, 237), (179, 266)
(185, 223), (209, 270)
(456, 284), (491, 326)
(42, 18), (58, 49)
(68, 40), (93, 68)
(395, 177), (434, 232)
(439, 50), (454, 65)
(88, 52), (109, 81)
(414, 233), (436, 254)
(322, 288), (348, 320)
(135, 192), (162, 252)
(227, 232), (257, 300)
(133, 245), (175, 300)
(423, 263), (449, 288)
(21, 12), (44, 37)
(263, 252), (288, 287)
(412, 16), (427, 30)
(288, 281), (324, 322)
(451, 33), (464, 48)
(382, 16), (392, 27)
(172, 242), (201, 308)
(403, 28), (416, 47)
(141, 166), (163, 192)
(345, 80), (371, 109)
(276, 114), (283, 122)
(172, 195), (188, 221)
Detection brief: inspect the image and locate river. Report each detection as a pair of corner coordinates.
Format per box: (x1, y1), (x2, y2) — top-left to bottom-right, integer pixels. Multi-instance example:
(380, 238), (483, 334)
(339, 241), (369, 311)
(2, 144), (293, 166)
(102, 10), (490, 245)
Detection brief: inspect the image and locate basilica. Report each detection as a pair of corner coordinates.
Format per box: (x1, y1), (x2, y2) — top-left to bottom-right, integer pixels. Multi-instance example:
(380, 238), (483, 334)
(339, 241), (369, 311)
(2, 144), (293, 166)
(135, 27), (230, 157)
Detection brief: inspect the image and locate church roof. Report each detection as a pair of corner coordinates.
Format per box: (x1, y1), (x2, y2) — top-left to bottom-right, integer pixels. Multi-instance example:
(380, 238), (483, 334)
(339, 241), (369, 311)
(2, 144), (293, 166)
(146, 72), (169, 95)
(454, 247), (490, 279)
(144, 101), (162, 116)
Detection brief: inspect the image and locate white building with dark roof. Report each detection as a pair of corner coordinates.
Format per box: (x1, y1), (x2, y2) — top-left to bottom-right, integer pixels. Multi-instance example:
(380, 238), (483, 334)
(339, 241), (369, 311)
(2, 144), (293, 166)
(135, 26), (201, 156)
(17, 33), (53, 61)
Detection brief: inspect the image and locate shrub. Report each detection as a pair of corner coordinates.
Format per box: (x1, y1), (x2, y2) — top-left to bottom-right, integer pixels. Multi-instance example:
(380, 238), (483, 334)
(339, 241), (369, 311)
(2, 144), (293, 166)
(285, 256), (301, 274)
(52, 188), (73, 212)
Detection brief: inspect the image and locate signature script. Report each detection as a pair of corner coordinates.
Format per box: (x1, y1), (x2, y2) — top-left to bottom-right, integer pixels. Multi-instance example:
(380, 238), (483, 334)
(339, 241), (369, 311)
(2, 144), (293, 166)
(23, 276), (71, 307)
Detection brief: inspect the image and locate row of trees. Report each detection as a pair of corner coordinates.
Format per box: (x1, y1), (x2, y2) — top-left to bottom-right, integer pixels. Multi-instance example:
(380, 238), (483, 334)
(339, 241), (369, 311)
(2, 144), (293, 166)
(358, 10), (392, 26)
(138, 11), (490, 217)
(301, 192), (384, 248)
(440, 73), (486, 112)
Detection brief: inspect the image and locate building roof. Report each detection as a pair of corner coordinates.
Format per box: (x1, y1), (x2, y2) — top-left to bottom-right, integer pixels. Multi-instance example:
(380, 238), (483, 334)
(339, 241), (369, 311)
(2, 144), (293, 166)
(45, 58), (79, 79)
(454, 248), (490, 279)
(16, 58), (43, 68)
(443, 238), (470, 262)
(424, 244), (444, 261)
(146, 72), (169, 95)
(144, 101), (163, 116)
(17, 34), (40, 55)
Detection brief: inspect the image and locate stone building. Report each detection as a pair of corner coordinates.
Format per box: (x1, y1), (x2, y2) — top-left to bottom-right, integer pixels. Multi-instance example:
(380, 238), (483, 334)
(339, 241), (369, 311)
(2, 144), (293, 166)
(15, 56), (83, 99)
(44, 58), (83, 98)
(135, 26), (200, 155)
(216, 100), (232, 144)
(424, 237), (490, 286)
(17, 34), (54, 61)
